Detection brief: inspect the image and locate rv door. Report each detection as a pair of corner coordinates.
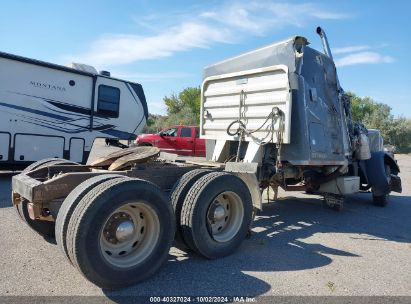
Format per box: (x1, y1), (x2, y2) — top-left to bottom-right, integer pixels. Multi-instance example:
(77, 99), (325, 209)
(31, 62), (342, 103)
(69, 138), (85, 162)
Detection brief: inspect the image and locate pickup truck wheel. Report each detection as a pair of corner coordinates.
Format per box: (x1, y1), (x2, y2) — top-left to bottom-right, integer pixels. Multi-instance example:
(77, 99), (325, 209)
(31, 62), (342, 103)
(372, 164), (391, 207)
(180, 172), (252, 259)
(56, 174), (126, 264)
(14, 159), (79, 237)
(66, 178), (175, 289)
(170, 169), (212, 248)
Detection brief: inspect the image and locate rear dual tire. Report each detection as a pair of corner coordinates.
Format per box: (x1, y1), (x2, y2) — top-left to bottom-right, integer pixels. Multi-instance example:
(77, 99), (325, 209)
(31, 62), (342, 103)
(15, 159), (79, 237)
(55, 174), (126, 263)
(170, 169), (212, 248)
(180, 172), (253, 259)
(22, 157), (76, 173)
(16, 200), (55, 237)
(64, 177), (175, 289)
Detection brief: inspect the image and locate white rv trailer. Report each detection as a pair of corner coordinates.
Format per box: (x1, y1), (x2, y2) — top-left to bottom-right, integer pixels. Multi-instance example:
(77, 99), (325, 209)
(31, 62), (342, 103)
(0, 51), (148, 168)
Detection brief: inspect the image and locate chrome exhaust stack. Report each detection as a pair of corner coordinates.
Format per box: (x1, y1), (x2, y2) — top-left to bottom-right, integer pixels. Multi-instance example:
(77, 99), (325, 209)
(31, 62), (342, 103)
(316, 26), (334, 60)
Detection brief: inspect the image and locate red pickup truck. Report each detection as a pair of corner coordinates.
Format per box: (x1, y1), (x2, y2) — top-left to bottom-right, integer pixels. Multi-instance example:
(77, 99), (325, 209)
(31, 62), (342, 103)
(135, 125), (206, 157)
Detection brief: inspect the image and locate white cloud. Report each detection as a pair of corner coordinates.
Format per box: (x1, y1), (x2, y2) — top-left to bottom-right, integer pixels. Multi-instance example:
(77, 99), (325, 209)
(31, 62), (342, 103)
(65, 1), (350, 67)
(309, 10), (351, 20)
(201, 2), (350, 35)
(67, 22), (231, 66)
(335, 51), (394, 67)
(333, 45), (370, 54)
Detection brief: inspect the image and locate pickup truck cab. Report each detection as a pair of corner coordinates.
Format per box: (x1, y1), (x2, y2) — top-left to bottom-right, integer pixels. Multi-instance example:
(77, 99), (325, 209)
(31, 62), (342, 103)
(135, 125), (205, 156)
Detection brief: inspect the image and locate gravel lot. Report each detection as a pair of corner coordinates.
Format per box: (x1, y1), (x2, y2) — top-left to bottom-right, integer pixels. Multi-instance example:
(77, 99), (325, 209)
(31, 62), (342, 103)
(0, 141), (410, 297)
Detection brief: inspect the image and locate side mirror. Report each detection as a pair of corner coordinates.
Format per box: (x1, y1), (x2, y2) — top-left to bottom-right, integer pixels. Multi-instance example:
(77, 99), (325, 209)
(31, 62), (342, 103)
(159, 132), (164, 137)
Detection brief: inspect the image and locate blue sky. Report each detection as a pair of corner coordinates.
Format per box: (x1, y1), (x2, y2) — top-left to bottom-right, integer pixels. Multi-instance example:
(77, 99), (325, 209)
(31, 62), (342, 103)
(1, 0), (410, 117)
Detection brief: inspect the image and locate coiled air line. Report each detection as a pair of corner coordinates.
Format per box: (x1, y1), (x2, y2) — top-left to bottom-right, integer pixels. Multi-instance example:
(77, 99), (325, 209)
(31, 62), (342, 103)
(226, 90), (284, 162)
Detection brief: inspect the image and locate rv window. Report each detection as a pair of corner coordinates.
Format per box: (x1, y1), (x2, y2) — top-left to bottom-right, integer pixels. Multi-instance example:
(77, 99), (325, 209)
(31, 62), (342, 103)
(97, 85), (120, 117)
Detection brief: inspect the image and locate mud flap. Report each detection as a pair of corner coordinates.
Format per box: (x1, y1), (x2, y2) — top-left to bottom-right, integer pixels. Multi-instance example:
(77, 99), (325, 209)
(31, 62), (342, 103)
(390, 174), (402, 193)
(365, 151), (400, 196)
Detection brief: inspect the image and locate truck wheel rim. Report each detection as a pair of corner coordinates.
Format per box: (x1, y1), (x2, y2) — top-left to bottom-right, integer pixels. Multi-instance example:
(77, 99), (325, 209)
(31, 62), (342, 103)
(206, 191), (244, 243)
(99, 202), (160, 268)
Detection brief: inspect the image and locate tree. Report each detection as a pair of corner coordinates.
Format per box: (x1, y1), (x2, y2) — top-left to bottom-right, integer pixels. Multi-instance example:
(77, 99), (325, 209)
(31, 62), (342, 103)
(164, 87), (201, 124)
(166, 106), (198, 126)
(384, 117), (411, 153)
(348, 92), (379, 122)
(348, 92), (411, 153)
(141, 114), (168, 133)
(141, 87), (202, 134)
(362, 102), (393, 138)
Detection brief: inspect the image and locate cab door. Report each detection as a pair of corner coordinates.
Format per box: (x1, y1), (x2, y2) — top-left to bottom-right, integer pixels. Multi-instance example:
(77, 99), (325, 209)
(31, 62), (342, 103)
(176, 127), (195, 156)
(158, 127), (179, 153)
(193, 127), (206, 157)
